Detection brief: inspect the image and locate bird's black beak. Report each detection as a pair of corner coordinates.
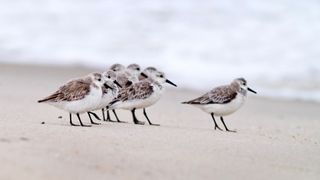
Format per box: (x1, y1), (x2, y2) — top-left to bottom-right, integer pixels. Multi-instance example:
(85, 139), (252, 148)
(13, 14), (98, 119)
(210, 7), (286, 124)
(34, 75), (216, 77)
(247, 87), (257, 94)
(113, 80), (122, 88)
(104, 83), (113, 90)
(165, 79), (177, 87)
(141, 72), (148, 78)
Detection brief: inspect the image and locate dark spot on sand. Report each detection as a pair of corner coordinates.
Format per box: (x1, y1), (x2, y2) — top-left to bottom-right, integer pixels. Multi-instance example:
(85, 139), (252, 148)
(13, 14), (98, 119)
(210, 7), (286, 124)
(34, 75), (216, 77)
(20, 137), (29, 141)
(0, 138), (10, 143)
(41, 121), (45, 124)
(58, 116), (63, 119)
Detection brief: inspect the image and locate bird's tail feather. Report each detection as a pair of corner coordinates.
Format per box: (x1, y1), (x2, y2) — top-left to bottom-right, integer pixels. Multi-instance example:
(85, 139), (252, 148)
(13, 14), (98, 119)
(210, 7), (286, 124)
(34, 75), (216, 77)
(37, 95), (58, 103)
(38, 98), (52, 103)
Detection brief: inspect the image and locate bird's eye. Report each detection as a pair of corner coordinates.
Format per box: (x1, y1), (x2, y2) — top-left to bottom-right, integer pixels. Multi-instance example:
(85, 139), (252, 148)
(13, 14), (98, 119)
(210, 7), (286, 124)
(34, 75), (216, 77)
(97, 78), (101, 81)
(108, 76), (111, 79)
(137, 68), (140, 71)
(159, 75), (164, 78)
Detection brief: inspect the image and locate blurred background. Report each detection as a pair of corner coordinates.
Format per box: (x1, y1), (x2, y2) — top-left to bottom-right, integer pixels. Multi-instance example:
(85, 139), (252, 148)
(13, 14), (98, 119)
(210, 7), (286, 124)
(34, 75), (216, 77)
(0, 0), (319, 101)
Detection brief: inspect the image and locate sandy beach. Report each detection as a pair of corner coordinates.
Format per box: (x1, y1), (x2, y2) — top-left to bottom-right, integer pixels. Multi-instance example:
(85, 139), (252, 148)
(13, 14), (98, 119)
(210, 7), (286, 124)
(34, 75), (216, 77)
(0, 63), (319, 180)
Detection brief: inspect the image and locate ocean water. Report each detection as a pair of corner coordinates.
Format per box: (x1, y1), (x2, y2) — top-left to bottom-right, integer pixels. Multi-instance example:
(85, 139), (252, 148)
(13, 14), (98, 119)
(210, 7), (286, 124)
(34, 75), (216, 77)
(0, 0), (320, 101)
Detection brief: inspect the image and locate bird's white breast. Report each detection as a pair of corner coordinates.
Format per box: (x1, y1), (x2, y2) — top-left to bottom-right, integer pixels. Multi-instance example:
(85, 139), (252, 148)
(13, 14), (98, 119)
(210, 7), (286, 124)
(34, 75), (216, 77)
(113, 84), (164, 110)
(196, 93), (246, 116)
(95, 89), (118, 110)
(50, 85), (103, 114)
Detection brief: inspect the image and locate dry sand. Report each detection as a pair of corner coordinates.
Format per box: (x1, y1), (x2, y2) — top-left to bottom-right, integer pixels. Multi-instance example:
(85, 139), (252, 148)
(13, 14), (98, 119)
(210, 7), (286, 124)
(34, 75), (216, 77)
(0, 63), (319, 180)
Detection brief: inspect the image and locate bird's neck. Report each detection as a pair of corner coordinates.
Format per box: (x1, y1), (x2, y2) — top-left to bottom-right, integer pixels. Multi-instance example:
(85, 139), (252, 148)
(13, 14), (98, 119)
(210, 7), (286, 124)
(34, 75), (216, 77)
(239, 88), (247, 96)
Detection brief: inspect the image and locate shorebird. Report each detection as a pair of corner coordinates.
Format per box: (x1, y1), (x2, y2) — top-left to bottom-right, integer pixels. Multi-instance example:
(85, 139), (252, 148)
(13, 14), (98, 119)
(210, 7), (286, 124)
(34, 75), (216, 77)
(113, 63), (141, 87)
(108, 70), (177, 126)
(103, 64), (126, 122)
(109, 63), (126, 72)
(38, 73), (112, 127)
(138, 67), (158, 81)
(137, 67), (163, 124)
(104, 63), (142, 122)
(108, 63), (141, 77)
(182, 78), (257, 132)
(89, 70), (124, 123)
(126, 63), (141, 83)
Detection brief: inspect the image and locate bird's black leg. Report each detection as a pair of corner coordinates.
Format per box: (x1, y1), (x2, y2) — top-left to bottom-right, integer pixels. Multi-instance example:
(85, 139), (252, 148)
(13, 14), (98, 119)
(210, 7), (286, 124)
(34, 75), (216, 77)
(220, 117), (236, 133)
(76, 113), (91, 127)
(131, 108), (145, 125)
(105, 109), (116, 122)
(87, 112), (101, 125)
(211, 113), (223, 131)
(112, 110), (126, 123)
(102, 108), (106, 121)
(106, 110), (110, 121)
(88, 111), (101, 120)
(69, 113), (80, 126)
(143, 108), (160, 126)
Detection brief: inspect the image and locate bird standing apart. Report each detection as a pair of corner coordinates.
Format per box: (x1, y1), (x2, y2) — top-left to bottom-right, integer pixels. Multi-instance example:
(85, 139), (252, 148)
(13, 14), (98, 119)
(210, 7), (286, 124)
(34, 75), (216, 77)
(182, 78), (257, 132)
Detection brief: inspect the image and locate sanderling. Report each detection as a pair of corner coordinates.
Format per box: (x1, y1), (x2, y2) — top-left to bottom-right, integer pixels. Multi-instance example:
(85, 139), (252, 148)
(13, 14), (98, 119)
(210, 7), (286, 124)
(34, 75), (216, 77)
(103, 63), (127, 122)
(182, 78), (257, 132)
(114, 63), (141, 87)
(109, 63), (126, 72)
(126, 63), (141, 83)
(97, 70), (125, 123)
(138, 67), (156, 79)
(38, 73), (112, 127)
(109, 69), (177, 126)
(104, 63), (142, 122)
(137, 67), (163, 124)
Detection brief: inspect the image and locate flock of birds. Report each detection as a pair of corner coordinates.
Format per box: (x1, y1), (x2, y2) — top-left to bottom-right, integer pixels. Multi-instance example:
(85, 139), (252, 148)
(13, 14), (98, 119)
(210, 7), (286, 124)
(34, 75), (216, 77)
(38, 63), (257, 132)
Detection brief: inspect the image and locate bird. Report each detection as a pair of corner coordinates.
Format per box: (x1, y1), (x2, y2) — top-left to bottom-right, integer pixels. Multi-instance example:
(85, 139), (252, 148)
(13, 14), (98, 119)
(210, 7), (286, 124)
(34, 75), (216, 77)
(182, 78), (257, 132)
(109, 63), (126, 72)
(88, 70), (124, 123)
(38, 73), (112, 127)
(137, 67), (164, 124)
(126, 63), (142, 83)
(103, 63), (141, 122)
(138, 66), (158, 81)
(99, 70), (123, 123)
(112, 63), (141, 87)
(108, 69), (177, 126)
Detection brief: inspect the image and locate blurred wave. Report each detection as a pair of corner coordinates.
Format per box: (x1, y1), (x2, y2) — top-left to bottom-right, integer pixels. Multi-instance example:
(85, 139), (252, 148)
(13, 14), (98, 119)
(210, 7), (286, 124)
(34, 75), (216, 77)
(0, 0), (320, 101)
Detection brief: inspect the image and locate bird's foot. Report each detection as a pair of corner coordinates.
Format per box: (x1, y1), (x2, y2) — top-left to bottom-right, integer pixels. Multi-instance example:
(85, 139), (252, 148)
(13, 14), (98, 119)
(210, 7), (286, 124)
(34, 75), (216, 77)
(106, 119), (118, 123)
(134, 120), (145, 125)
(81, 124), (92, 127)
(149, 123), (160, 126)
(117, 120), (128, 123)
(226, 129), (237, 133)
(215, 126), (224, 131)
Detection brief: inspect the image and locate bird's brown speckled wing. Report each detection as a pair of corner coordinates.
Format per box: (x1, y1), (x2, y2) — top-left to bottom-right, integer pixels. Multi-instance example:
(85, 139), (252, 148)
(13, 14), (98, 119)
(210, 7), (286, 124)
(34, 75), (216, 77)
(38, 79), (91, 103)
(110, 80), (153, 105)
(183, 85), (237, 104)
